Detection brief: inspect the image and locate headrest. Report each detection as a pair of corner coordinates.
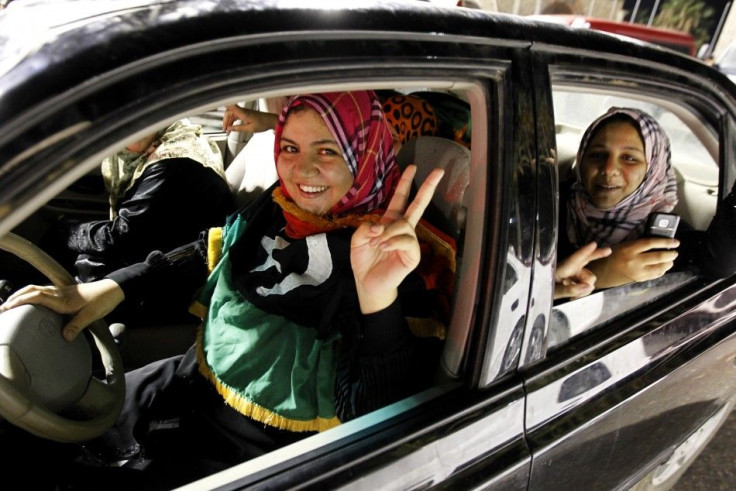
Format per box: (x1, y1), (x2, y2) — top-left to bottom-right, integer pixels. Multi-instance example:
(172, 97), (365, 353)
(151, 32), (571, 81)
(397, 136), (470, 239)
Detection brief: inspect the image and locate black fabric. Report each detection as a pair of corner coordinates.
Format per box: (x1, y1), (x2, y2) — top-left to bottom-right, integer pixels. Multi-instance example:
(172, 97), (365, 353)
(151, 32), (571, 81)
(68, 159), (232, 279)
(230, 213), (358, 332)
(106, 236), (210, 316)
(67, 158), (232, 325)
(102, 194), (444, 469)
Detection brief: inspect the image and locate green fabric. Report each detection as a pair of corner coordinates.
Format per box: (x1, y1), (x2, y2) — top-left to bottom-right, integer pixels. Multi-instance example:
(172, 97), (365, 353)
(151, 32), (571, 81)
(197, 213), (341, 427)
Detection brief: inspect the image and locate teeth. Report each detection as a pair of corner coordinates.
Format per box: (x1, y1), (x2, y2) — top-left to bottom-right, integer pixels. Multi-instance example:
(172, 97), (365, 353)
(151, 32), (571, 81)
(300, 185), (327, 193)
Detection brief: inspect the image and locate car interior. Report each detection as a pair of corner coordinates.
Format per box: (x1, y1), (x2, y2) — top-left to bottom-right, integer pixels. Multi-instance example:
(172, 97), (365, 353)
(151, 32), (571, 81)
(0, 74), (724, 485)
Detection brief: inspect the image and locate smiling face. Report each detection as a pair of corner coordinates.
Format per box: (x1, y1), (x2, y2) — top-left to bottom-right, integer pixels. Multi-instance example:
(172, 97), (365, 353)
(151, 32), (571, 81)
(579, 119), (648, 209)
(276, 107), (354, 215)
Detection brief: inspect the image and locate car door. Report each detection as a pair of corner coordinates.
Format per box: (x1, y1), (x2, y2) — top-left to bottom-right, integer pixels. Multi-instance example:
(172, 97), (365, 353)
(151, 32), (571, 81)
(0, 4), (542, 487)
(522, 46), (736, 489)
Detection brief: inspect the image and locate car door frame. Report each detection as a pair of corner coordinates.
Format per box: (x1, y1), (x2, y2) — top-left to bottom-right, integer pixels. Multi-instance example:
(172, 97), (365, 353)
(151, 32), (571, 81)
(0, 14), (541, 488)
(521, 44), (736, 489)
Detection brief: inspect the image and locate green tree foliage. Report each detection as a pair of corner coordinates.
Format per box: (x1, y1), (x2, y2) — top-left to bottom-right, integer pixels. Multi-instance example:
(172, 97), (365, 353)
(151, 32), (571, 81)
(652, 0), (714, 45)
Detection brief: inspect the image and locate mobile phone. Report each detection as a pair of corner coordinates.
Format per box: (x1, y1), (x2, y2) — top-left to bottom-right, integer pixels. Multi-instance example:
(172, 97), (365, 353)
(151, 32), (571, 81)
(644, 213), (680, 238)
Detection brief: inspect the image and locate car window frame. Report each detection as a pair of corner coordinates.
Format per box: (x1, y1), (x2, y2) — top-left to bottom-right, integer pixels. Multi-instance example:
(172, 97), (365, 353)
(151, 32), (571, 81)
(524, 48), (732, 365)
(1, 31), (534, 485)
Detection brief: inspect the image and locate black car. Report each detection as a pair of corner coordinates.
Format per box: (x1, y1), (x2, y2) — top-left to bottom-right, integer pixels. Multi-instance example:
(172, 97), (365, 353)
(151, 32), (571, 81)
(1, 1), (736, 489)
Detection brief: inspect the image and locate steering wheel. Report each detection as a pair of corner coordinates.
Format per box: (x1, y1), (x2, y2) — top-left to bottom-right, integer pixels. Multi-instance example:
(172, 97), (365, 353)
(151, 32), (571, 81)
(0, 232), (125, 442)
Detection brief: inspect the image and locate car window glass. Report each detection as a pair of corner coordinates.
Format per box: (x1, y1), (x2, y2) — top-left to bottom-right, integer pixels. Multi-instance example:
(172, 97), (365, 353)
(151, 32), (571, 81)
(33, 81), (480, 416)
(549, 89), (717, 350)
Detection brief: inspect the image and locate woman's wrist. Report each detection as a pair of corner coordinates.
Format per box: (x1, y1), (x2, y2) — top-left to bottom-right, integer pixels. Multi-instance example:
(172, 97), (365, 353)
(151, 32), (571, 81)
(356, 286), (398, 314)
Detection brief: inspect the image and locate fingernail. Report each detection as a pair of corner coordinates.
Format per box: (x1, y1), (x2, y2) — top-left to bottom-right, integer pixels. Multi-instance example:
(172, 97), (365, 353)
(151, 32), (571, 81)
(63, 329), (75, 342)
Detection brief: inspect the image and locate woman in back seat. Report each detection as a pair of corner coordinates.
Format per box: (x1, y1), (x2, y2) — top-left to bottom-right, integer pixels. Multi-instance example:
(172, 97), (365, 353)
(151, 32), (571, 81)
(558, 107), (736, 294)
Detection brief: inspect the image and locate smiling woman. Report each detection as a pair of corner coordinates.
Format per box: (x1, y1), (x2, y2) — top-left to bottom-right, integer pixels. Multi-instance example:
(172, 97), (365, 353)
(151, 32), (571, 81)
(0, 90), (456, 487)
(5, 2), (736, 489)
(276, 103), (356, 216)
(554, 107), (679, 295)
(558, 106), (736, 291)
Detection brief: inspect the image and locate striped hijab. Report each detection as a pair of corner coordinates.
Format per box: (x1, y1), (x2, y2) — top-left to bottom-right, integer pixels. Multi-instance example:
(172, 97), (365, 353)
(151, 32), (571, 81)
(567, 107), (678, 247)
(273, 91), (400, 238)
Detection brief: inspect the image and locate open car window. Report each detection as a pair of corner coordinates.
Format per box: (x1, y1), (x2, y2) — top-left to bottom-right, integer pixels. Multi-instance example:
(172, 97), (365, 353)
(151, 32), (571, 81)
(549, 87), (718, 350)
(3, 76), (500, 487)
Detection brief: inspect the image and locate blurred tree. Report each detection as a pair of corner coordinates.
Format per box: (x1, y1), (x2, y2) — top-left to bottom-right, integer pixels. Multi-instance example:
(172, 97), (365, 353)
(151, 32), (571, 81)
(653, 0), (715, 45)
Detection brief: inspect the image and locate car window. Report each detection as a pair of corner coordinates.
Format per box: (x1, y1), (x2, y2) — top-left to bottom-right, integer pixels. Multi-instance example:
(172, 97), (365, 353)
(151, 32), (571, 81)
(553, 91), (718, 230)
(1, 80), (489, 487)
(23, 82), (483, 382)
(549, 88), (718, 350)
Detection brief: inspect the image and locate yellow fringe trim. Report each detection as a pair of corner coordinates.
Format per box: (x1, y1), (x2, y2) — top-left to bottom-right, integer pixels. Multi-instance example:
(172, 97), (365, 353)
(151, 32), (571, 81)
(407, 317), (447, 340)
(207, 227), (223, 273)
(195, 329), (342, 433)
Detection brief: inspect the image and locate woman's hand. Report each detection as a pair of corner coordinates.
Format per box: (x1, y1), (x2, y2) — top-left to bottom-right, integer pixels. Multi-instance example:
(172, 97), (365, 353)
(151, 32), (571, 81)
(222, 105), (278, 134)
(555, 242), (612, 300)
(351, 165), (444, 314)
(587, 237), (679, 289)
(0, 279), (124, 341)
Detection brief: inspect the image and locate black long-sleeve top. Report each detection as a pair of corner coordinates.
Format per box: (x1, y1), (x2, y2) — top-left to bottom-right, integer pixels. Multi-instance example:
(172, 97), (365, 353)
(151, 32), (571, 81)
(106, 192), (443, 422)
(67, 158), (233, 282)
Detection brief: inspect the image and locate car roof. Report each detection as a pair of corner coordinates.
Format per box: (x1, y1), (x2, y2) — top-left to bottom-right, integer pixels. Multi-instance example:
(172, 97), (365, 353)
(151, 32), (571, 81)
(0, 0), (700, 76)
(0, 0), (722, 167)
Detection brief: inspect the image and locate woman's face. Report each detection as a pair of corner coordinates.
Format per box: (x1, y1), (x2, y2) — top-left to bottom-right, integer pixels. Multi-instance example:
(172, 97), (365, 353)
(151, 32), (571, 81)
(580, 120), (647, 209)
(277, 107), (354, 215)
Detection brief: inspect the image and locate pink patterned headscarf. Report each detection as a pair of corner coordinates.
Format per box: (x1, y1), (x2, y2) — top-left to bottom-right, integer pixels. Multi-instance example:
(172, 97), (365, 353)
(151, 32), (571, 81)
(567, 107), (679, 247)
(274, 91), (400, 217)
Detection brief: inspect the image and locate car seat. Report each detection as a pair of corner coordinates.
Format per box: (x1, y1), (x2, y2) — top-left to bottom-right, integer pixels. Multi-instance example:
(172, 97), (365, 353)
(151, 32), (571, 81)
(225, 131), (279, 209)
(396, 136), (470, 242)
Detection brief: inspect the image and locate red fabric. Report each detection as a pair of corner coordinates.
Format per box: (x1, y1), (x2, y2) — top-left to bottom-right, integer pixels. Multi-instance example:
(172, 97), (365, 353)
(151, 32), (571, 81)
(273, 91), (400, 238)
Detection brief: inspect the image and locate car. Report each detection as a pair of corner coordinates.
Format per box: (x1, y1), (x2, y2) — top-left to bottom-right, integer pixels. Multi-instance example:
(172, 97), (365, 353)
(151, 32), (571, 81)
(1, 0), (736, 489)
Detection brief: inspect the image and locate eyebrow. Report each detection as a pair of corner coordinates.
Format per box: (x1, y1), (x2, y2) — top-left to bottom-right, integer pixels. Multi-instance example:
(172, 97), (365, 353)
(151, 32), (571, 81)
(587, 143), (644, 154)
(280, 136), (338, 146)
